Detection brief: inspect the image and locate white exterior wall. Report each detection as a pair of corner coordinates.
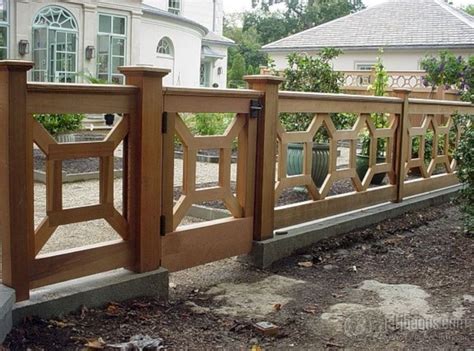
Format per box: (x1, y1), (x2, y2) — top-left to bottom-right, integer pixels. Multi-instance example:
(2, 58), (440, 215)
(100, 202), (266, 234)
(270, 48), (474, 71)
(145, 0), (224, 35)
(203, 42), (227, 88)
(140, 15), (202, 86)
(182, 0), (223, 35)
(6, 0), (230, 87)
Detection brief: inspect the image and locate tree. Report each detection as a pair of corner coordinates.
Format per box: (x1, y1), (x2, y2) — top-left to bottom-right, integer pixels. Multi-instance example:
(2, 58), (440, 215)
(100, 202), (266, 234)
(228, 53), (246, 88)
(224, 17), (268, 87)
(463, 4), (474, 16)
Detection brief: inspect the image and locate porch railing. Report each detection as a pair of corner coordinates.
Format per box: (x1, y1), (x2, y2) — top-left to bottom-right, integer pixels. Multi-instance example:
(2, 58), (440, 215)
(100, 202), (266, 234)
(1, 61), (472, 301)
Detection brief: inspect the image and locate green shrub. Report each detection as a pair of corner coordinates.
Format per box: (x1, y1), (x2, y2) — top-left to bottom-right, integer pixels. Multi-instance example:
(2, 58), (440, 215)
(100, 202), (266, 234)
(281, 48), (354, 140)
(192, 113), (234, 136)
(34, 114), (85, 136)
(454, 115), (474, 234)
(360, 52), (390, 157)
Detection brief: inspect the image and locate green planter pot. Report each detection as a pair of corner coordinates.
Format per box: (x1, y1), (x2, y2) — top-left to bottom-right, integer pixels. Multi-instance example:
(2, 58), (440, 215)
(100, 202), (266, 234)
(287, 143), (329, 187)
(356, 154), (386, 185)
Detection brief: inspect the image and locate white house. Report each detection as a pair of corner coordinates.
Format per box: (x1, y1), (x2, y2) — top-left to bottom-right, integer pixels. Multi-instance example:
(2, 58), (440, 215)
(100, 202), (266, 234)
(1, 0), (233, 87)
(262, 0), (474, 72)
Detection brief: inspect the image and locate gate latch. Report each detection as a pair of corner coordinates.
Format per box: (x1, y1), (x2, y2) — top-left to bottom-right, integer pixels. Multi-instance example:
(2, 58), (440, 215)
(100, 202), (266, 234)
(250, 99), (263, 118)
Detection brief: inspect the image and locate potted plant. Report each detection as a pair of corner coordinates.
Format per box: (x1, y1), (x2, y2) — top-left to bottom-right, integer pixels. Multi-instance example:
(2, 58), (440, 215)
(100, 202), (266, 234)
(34, 113), (85, 142)
(282, 48), (348, 187)
(356, 52), (389, 184)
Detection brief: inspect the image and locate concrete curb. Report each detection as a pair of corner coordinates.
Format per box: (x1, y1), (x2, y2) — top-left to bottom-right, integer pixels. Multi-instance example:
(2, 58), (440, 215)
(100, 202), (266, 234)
(0, 285), (15, 343)
(12, 268), (168, 325)
(247, 185), (461, 268)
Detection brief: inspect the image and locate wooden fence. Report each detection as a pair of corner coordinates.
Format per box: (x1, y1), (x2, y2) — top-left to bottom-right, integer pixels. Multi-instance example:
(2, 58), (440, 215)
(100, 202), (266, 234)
(1, 61), (472, 301)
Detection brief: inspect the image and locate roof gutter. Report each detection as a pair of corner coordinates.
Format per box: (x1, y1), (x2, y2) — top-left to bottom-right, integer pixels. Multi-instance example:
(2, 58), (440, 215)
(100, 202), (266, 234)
(262, 44), (474, 53)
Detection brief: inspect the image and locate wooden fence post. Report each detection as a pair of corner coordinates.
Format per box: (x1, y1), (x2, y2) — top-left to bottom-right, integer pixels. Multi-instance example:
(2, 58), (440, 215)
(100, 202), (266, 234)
(393, 88), (411, 203)
(119, 66), (169, 272)
(244, 75), (284, 241)
(0, 61), (35, 301)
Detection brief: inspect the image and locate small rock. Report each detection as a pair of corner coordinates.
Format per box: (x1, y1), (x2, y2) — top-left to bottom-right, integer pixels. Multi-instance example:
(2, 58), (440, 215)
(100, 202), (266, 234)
(298, 261), (313, 268)
(323, 264), (339, 271)
(335, 249), (349, 256)
(185, 301), (210, 315)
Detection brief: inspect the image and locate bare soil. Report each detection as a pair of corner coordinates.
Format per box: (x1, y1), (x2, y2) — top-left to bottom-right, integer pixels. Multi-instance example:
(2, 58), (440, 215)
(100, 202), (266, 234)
(3, 202), (473, 350)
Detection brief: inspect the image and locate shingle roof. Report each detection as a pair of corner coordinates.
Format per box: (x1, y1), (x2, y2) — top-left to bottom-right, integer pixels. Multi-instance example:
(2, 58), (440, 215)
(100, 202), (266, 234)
(262, 0), (474, 52)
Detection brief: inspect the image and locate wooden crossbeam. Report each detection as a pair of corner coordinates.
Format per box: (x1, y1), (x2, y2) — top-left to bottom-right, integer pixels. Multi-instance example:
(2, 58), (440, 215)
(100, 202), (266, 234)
(48, 141), (115, 160)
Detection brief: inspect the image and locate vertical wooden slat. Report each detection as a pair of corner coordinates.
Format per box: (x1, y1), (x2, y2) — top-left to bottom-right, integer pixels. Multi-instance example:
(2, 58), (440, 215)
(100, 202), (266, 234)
(119, 66), (169, 272)
(244, 75), (284, 241)
(236, 114), (257, 217)
(393, 88), (411, 203)
(0, 61), (35, 301)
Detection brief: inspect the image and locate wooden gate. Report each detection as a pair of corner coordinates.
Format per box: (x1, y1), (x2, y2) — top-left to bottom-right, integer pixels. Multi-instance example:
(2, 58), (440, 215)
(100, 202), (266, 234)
(159, 87), (262, 272)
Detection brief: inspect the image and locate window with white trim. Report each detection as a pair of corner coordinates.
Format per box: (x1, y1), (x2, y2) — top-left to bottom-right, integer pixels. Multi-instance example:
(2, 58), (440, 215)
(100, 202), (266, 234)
(97, 14), (126, 84)
(157, 37), (173, 56)
(0, 0), (7, 60)
(168, 0), (181, 15)
(32, 6), (78, 82)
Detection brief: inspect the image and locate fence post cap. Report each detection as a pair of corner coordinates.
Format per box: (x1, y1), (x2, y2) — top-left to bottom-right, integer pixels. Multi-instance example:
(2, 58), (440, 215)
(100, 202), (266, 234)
(243, 75), (285, 85)
(119, 65), (170, 77)
(0, 60), (34, 71)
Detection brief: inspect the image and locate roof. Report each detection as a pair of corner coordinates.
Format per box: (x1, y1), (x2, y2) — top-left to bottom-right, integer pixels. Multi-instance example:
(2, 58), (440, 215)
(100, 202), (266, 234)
(142, 4), (208, 35)
(203, 31), (235, 46)
(263, 0), (474, 52)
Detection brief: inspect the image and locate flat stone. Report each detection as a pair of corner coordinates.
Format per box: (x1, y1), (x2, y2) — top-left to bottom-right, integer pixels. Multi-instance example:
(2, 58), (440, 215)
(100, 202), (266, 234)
(323, 264), (339, 271)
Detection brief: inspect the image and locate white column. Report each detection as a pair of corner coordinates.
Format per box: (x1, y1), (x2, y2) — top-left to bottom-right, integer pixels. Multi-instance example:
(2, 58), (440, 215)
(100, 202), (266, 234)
(82, 4), (97, 82)
(130, 11), (142, 65)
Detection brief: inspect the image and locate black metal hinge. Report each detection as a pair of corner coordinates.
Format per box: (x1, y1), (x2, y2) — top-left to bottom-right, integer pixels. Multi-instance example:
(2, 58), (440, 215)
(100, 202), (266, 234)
(250, 99), (263, 118)
(162, 112), (168, 134)
(160, 215), (166, 236)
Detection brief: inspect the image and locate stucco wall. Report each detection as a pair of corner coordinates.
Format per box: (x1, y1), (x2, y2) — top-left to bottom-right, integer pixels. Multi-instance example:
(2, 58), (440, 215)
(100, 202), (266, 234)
(269, 48), (473, 71)
(140, 15), (203, 86)
(203, 42), (228, 88)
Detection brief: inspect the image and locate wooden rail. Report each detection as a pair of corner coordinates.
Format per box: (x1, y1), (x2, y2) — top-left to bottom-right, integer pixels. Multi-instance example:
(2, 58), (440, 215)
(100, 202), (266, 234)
(0, 61), (472, 301)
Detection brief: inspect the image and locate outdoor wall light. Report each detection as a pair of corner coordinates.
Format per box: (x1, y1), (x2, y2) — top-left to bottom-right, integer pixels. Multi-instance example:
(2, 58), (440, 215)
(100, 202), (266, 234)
(85, 45), (95, 60)
(18, 40), (30, 56)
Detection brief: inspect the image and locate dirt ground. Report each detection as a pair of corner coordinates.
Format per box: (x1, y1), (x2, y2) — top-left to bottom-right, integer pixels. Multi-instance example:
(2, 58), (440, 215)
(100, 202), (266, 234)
(3, 202), (473, 350)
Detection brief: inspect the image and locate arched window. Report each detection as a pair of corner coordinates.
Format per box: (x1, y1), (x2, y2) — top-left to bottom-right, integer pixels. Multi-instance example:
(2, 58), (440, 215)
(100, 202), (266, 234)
(32, 6), (78, 82)
(157, 37), (173, 56)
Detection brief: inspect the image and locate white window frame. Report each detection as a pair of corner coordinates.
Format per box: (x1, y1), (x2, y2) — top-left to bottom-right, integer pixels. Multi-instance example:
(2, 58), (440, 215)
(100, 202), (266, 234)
(97, 13), (127, 84)
(157, 37), (174, 58)
(32, 6), (79, 83)
(168, 0), (181, 15)
(0, 0), (8, 60)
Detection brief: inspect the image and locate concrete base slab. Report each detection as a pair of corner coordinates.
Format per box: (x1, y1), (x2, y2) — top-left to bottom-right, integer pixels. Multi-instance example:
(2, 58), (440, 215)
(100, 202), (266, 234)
(247, 186), (460, 268)
(12, 268), (168, 325)
(0, 285), (15, 343)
